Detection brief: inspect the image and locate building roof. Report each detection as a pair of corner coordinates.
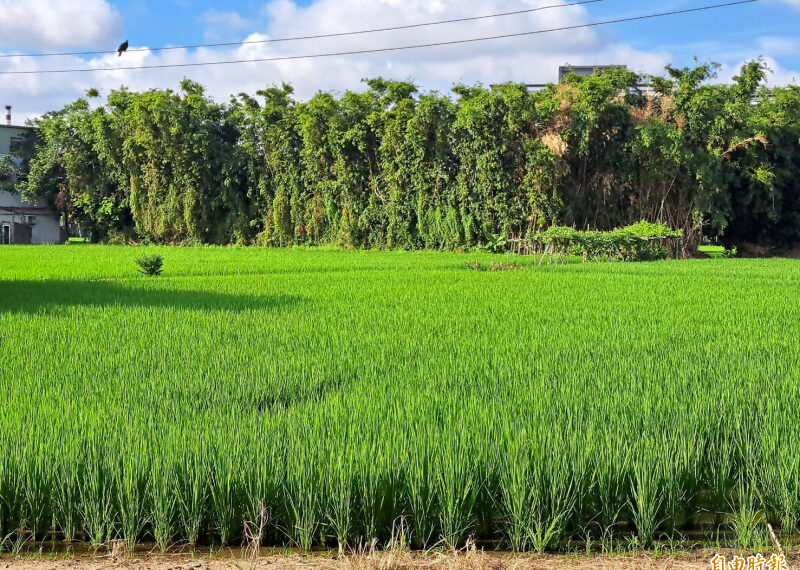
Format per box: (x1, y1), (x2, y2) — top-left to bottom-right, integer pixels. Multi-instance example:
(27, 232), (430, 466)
(558, 65), (627, 81)
(0, 124), (34, 131)
(0, 205), (54, 215)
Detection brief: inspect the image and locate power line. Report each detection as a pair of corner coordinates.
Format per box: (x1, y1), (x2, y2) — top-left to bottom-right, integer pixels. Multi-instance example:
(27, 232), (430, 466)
(0, 0), (759, 76)
(0, 0), (604, 59)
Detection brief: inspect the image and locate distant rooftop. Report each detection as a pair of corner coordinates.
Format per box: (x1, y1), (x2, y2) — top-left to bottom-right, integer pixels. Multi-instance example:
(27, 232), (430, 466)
(558, 65), (628, 82)
(497, 65), (632, 91)
(0, 124), (33, 130)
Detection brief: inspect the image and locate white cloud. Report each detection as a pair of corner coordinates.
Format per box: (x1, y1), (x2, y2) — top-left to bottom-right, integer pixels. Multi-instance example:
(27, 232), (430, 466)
(756, 36), (800, 56)
(3, 0), (678, 122)
(0, 0), (122, 50)
(200, 10), (252, 41)
(201, 10), (250, 30)
(718, 56), (800, 87)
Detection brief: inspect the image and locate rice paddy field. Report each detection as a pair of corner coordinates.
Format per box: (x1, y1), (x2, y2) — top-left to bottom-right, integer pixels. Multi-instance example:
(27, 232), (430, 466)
(1, 246), (799, 554)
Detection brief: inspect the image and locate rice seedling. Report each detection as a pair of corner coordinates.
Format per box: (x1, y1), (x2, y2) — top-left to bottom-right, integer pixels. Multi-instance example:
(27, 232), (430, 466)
(435, 427), (478, 549)
(498, 433), (533, 552)
(176, 445), (208, 548)
(53, 445), (81, 543)
(404, 424), (438, 549)
(208, 446), (241, 547)
(0, 245), (798, 553)
(282, 438), (323, 551)
(325, 451), (355, 552)
(629, 438), (663, 549)
(149, 455), (178, 553)
(79, 435), (115, 547)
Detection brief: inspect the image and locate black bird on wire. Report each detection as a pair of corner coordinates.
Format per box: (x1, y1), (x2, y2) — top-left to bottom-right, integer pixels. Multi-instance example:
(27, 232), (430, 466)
(117, 40), (129, 57)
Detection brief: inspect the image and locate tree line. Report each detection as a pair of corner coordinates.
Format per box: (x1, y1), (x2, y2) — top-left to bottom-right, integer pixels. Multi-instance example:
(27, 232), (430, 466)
(19, 61), (800, 251)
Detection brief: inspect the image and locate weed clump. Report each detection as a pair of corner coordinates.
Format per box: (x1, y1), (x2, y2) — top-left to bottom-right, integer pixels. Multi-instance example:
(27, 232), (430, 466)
(135, 254), (164, 276)
(467, 260), (523, 272)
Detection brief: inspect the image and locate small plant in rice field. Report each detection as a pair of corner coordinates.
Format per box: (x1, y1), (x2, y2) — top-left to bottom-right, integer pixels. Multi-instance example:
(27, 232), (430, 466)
(135, 254), (164, 276)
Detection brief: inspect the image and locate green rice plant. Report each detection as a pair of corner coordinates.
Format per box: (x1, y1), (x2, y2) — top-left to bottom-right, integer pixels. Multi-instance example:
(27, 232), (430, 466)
(282, 442), (322, 551)
(19, 445), (53, 541)
(660, 424), (701, 536)
(53, 452), (81, 542)
(208, 448), (241, 547)
(728, 476), (765, 550)
(115, 441), (150, 549)
(435, 429), (477, 548)
(176, 446), (208, 547)
(1, 446), (25, 552)
(704, 425), (738, 528)
(0, 447), (12, 549)
(79, 436), (116, 547)
(527, 437), (579, 553)
(764, 456), (800, 535)
(594, 437), (632, 538)
(325, 452), (354, 551)
(498, 433), (534, 552)
(0, 246), (799, 553)
(759, 406), (800, 534)
(242, 443), (277, 547)
(404, 430), (437, 549)
(149, 455), (178, 552)
(355, 448), (388, 544)
(629, 440), (663, 549)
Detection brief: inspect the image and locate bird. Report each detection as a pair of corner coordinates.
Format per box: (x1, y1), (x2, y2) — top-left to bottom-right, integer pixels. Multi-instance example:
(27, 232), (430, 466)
(117, 40), (129, 57)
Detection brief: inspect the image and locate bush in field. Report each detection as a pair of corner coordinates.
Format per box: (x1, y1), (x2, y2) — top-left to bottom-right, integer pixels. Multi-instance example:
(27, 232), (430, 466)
(135, 254), (163, 276)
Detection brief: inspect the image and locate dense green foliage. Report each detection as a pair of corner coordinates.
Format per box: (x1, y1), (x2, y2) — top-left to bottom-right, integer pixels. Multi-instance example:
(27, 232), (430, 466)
(1, 247), (799, 552)
(19, 61), (800, 250)
(532, 221), (683, 261)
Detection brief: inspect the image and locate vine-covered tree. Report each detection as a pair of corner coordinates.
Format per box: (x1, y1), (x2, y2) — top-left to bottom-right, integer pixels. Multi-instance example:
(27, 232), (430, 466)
(19, 62), (800, 252)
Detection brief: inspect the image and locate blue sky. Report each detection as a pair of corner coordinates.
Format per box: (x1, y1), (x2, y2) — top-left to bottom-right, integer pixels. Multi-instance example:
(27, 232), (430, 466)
(1, 0), (798, 121)
(114, 0), (800, 73)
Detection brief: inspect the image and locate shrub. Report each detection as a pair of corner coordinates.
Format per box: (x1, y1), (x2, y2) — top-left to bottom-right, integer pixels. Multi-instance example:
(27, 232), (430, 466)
(466, 260), (484, 271)
(532, 222), (683, 262)
(484, 233), (507, 254)
(106, 229), (133, 246)
(135, 254), (164, 276)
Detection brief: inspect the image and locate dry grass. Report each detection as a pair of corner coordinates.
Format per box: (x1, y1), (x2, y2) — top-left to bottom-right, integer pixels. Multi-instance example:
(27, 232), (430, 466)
(540, 133), (568, 157)
(2, 548), (794, 570)
(627, 95), (678, 127)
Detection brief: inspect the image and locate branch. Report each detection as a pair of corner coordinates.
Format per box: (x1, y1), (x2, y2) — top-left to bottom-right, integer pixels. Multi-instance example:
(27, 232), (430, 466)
(721, 135), (768, 160)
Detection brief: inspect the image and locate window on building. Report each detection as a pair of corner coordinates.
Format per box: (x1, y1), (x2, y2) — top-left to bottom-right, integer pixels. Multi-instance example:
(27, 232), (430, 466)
(9, 136), (25, 155)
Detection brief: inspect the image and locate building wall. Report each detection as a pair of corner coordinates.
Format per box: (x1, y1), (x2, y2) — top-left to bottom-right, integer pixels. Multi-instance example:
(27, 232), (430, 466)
(30, 214), (62, 244)
(0, 190), (63, 245)
(0, 125), (32, 157)
(0, 213), (63, 244)
(0, 190), (28, 208)
(0, 127), (59, 244)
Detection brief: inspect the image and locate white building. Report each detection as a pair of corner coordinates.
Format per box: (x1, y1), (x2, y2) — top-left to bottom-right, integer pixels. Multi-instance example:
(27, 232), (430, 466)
(0, 116), (64, 245)
(1, 190), (64, 245)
